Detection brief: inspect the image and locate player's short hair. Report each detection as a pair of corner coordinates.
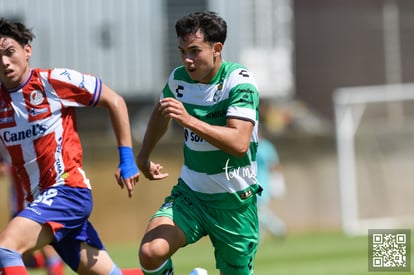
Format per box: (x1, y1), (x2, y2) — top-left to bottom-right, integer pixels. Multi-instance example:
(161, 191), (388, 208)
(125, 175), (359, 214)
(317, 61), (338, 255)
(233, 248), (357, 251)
(0, 17), (35, 46)
(175, 11), (227, 44)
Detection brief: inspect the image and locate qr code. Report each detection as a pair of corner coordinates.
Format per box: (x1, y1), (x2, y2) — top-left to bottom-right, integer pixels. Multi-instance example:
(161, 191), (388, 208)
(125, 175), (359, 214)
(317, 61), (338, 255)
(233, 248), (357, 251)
(368, 229), (411, 272)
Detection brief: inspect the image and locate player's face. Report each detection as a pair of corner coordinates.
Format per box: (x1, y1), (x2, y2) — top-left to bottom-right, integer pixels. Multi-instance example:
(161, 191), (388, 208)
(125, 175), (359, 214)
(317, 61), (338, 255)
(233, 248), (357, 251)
(178, 30), (222, 84)
(0, 37), (32, 89)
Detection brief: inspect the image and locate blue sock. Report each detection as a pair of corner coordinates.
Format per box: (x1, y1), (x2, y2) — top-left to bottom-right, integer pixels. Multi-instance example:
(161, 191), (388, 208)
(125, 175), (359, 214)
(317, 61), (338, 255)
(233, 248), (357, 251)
(0, 247), (25, 268)
(0, 247), (28, 274)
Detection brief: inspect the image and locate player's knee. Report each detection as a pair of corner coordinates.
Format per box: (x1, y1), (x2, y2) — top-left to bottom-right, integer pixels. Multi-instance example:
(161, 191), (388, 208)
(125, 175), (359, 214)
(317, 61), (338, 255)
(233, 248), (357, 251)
(138, 243), (158, 267)
(138, 241), (168, 269)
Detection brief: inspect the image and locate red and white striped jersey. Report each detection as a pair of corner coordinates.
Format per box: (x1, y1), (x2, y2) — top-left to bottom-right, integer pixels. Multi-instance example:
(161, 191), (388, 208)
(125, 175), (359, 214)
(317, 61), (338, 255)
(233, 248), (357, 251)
(0, 68), (102, 202)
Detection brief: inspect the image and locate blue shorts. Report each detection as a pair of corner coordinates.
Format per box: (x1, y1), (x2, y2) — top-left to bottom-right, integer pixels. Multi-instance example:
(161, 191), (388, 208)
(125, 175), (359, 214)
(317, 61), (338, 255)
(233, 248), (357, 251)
(17, 186), (105, 271)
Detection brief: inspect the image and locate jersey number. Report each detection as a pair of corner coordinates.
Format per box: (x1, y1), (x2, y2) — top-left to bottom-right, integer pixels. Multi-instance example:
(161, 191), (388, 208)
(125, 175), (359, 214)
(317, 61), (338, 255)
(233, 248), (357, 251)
(32, 188), (58, 207)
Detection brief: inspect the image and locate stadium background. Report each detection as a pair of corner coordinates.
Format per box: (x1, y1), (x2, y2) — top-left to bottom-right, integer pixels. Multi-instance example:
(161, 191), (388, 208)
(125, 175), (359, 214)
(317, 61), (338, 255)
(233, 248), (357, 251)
(0, 0), (413, 243)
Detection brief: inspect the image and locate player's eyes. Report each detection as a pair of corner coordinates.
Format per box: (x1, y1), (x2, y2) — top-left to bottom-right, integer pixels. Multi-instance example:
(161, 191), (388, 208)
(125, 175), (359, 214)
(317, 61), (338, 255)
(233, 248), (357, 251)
(190, 49), (200, 55)
(5, 49), (15, 57)
(179, 48), (201, 55)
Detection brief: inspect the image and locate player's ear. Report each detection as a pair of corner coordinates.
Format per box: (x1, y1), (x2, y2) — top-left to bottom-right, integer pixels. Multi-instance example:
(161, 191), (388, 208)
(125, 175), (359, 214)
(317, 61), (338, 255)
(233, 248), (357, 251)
(213, 42), (223, 57)
(24, 44), (32, 61)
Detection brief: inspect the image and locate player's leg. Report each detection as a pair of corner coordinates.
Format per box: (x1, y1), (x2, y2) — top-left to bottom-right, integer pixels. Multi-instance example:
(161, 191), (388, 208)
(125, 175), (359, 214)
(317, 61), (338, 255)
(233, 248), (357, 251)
(23, 250), (46, 269)
(54, 221), (142, 275)
(51, 220), (117, 275)
(77, 242), (119, 274)
(0, 216), (54, 274)
(23, 245), (65, 274)
(77, 243), (144, 275)
(41, 245), (65, 275)
(139, 216), (185, 274)
(56, 240), (144, 275)
(258, 204), (286, 238)
(139, 181), (207, 275)
(208, 199), (259, 275)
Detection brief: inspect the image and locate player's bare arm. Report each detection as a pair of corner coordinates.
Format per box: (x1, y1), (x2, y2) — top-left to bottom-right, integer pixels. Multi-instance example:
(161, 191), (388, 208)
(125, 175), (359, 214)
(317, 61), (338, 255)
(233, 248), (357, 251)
(159, 97), (254, 158)
(136, 102), (170, 181)
(97, 83), (140, 197)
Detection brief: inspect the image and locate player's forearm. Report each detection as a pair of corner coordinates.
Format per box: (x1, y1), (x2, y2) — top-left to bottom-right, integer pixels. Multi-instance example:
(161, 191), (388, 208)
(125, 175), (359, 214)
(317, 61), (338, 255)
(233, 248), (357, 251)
(97, 84), (134, 147)
(107, 97), (134, 147)
(137, 105), (170, 166)
(185, 116), (252, 158)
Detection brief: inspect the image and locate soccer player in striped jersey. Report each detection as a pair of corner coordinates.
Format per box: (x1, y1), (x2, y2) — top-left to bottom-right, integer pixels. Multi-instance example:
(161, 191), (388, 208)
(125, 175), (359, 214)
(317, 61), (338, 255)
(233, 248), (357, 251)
(0, 18), (142, 274)
(136, 11), (261, 275)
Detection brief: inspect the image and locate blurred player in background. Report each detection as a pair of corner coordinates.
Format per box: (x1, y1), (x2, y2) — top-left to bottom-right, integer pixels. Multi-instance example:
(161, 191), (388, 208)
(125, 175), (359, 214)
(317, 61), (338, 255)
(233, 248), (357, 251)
(0, 17), (142, 274)
(136, 11), (261, 275)
(0, 147), (65, 275)
(256, 130), (287, 239)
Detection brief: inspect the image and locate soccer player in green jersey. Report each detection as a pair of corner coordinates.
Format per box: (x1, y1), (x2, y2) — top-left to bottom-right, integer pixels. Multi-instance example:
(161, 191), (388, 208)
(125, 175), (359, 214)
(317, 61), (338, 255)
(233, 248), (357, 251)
(136, 11), (261, 275)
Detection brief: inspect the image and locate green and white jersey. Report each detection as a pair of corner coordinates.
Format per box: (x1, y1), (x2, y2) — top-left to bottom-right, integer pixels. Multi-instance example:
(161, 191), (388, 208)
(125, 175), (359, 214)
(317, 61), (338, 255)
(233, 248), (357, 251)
(161, 61), (261, 208)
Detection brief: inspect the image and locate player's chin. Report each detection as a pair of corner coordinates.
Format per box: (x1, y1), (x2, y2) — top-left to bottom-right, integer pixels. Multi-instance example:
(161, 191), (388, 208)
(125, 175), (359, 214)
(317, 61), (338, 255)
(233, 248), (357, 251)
(186, 70), (199, 81)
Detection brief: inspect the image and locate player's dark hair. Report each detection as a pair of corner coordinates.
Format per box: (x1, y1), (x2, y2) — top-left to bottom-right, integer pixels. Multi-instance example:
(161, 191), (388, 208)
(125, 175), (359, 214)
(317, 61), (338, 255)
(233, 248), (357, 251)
(175, 11), (227, 44)
(0, 17), (35, 46)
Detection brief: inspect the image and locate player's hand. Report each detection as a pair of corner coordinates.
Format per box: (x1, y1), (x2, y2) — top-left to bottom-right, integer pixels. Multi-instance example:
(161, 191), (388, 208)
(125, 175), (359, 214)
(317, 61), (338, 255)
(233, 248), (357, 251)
(137, 159), (169, 181)
(116, 146), (140, 198)
(115, 168), (139, 198)
(159, 98), (192, 127)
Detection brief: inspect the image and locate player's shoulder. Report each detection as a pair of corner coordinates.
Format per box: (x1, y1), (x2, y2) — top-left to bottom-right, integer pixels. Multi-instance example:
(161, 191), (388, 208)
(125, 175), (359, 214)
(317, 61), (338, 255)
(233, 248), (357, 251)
(221, 61), (258, 89)
(222, 61), (248, 74)
(33, 67), (80, 77)
(221, 61), (256, 82)
(46, 68), (98, 88)
(49, 68), (81, 80)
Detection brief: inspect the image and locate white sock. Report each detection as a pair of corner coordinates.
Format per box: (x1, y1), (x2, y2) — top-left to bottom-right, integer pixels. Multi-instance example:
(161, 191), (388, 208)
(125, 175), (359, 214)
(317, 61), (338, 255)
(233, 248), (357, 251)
(189, 267), (208, 275)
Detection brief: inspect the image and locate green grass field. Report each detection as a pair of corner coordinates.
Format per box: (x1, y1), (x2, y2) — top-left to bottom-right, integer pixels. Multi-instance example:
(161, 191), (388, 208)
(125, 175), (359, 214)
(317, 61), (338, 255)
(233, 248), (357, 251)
(28, 230), (413, 275)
